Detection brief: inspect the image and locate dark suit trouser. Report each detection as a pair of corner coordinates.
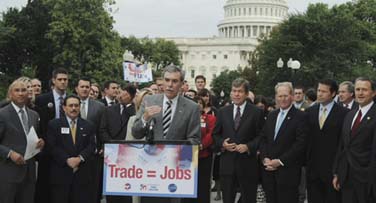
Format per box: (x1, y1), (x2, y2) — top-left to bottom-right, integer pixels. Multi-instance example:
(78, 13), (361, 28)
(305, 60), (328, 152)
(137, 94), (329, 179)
(106, 195), (132, 203)
(221, 174), (257, 203)
(262, 171), (299, 203)
(183, 155), (213, 203)
(341, 177), (370, 203)
(307, 177), (340, 203)
(35, 154), (51, 203)
(0, 178), (35, 203)
(89, 155), (104, 203)
(50, 182), (91, 203)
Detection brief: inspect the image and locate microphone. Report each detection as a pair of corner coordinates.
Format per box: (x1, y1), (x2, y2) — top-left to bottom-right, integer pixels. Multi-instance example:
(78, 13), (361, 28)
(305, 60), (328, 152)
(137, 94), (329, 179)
(146, 118), (156, 144)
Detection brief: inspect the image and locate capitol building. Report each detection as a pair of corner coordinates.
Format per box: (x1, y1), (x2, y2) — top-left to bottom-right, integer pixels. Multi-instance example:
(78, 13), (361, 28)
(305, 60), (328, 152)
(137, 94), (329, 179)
(167, 0), (288, 88)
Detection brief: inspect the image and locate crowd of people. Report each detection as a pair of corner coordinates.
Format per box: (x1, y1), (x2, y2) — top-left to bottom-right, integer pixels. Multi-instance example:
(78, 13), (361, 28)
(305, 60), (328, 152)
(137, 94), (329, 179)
(0, 65), (376, 203)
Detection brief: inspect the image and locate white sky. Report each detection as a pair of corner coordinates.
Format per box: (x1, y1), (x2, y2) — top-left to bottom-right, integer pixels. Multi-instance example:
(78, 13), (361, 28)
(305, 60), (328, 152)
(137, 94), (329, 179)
(1, 0), (351, 38)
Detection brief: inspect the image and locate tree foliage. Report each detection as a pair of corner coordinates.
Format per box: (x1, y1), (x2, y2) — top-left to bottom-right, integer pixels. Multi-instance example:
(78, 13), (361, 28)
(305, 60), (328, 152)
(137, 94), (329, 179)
(121, 36), (181, 72)
(252, 0), (376, 96)
(0, 0), (124, 98)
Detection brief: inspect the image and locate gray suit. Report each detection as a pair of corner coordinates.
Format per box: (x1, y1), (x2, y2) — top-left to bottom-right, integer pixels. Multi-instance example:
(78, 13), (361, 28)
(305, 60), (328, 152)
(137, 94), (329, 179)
(132, 94), (201, 144)
(0, 103), (39, 203)
(83, 98), (105, 203)
(132, 94), (201, 203)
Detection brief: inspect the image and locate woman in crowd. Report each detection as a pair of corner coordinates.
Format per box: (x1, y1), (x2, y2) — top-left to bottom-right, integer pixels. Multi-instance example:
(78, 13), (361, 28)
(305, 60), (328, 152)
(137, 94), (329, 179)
(184, 96), (216, 203)
(198, 88), (217, 116)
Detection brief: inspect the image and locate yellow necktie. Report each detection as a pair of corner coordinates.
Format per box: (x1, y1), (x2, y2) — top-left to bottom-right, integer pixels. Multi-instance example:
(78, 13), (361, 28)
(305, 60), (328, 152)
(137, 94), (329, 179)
(71, 120), (76, 144)
(319, 107), (327, 129)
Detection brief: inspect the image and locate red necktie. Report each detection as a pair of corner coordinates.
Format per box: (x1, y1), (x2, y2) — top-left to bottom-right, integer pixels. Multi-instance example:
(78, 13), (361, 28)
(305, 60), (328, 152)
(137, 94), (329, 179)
(351, 110), (362, 136)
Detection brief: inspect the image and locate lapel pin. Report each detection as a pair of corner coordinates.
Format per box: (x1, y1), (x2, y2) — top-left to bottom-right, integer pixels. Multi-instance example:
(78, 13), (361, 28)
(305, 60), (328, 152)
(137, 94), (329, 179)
(367, 117), (371, 120)
(47, 102), (54, 108)
(287, 117), (291, 120)
(80, 128), (83, 130)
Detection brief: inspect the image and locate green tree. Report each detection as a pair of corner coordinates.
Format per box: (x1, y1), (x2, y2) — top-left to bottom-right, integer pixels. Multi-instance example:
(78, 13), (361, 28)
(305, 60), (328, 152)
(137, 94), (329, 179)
(46, 0), (124, 88)
(252, 1), (376, 96)
(211, 69), (241, 99)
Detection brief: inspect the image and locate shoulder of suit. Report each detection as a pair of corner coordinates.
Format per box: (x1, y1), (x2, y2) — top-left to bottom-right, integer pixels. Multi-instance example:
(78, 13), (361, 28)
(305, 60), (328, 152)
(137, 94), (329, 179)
(179, 95), (198, 106)
(89, 99), (105, 107)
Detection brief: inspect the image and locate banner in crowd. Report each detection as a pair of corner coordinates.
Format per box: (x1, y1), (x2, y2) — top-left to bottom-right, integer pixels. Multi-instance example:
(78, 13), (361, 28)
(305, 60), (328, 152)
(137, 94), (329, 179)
(103, 143), (199, 198)
(123, 62), (153, 83)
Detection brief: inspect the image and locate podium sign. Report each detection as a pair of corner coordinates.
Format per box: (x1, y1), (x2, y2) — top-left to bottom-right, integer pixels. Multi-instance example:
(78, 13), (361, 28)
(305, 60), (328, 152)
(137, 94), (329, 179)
(103, 143), (199, 198)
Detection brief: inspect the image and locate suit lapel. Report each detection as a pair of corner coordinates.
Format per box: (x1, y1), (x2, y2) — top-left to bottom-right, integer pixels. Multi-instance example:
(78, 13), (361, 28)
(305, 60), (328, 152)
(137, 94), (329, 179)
(75, 118), (83, 148)
(61, 118), (75, 150)
(8, 105), (26, 137)
(312, 105), (321, 130)
(275, 106), (296, 141)
(351, 104), (376, 138)
(236, 102), (250, 131)
(270, 110), (279, 141)
(167, 96), (184, 137)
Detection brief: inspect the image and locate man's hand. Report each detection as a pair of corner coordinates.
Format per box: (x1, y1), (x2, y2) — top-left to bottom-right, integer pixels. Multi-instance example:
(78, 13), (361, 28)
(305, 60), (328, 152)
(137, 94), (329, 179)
(235, 144), (249, 153)
(332, 175), (340, 191)
(66, 157), (81, 169)
(263, 158), (281, 171)
(143, 105), (162, 121)
(36, 138), (45, 149)
(10, 151), (26, 165)
(222, 138), (237, 152)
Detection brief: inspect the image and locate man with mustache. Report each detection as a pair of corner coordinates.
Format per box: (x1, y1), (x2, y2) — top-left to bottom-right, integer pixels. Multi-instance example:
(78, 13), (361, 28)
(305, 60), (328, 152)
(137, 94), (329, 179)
(132, 65), (201, 203)
(46, 95), (95, 203)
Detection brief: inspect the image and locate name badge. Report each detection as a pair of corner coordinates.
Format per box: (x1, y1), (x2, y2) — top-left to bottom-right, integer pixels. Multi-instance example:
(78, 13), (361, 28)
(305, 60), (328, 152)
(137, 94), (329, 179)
(61, 127), (70, 134)
(201, 122), (206, 128)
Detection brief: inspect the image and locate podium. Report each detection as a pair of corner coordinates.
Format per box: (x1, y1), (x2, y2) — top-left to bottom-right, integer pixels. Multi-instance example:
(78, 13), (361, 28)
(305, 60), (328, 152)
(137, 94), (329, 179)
(103, 140), (199, 200)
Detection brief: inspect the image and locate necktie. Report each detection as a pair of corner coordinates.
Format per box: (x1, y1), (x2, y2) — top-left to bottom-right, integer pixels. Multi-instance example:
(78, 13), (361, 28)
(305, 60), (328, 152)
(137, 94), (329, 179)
(162, 100), (172, 137)
(70, 120), (77, 144)
(19, 108), (29, 134)
(234, 106), (241, 130)
(274, 111), (285, 140)
(121, 104), (128, 124)
(80, 101), (87, 119)
(319, 107), (327, 129)
(351, 110), (362, 137)
(59, 96), (65, 118)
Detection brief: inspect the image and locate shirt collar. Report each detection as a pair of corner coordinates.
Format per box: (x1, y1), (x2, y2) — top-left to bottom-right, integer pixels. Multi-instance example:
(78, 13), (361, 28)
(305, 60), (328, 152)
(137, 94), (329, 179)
(11, 102), (25, 113)
(234, 101), (247, 111)
(80, 97), (89, 104)
(163, 94), (179, 104)
(279, 104), (293, 114)
(320, 100), (335, 112)
(65, 116), (77, 125)
(359, 101), (374, 114)
(53, 89), (66, 100)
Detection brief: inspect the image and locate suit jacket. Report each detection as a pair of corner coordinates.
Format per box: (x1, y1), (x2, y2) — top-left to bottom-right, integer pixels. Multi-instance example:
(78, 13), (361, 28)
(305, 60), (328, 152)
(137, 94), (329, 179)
(100, 97), (117, 107)
(213, 102), (264, 178)
(100, 103), (135, 142)
(259, 106), (308, 185)
(295, 101), (310, 111)
(333, 103), (376, 185)
(306, 103), (349, 181)
(85, 99), (105, 149)
(0, 104), (39, 183)
(46, 117), (95, 185)
(132, 94), (201, 144)
(35, 92), (56, 137)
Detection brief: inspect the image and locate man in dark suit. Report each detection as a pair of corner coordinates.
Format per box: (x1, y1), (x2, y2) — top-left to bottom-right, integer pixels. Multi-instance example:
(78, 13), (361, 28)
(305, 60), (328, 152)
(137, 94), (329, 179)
(306, 79), (349, 203)
(34, 67), (69, 203)
(100, 84), (137, 203)
(0, 78), (44, 203)
(338, 81), (358, 110)
(213, 78), (264, 203)
(75, 77), (105, 203)
(132, 65), (201, 203)
(258, 82), (308, 203)
(100, 80), (119, 106)
(333, 77), (376, 203)
(46, 95), (95, 203)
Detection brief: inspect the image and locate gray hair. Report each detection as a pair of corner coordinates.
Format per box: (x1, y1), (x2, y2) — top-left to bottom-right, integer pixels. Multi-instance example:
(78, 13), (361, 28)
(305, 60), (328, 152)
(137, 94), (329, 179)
(232, 78), (250, 92)
(275, 82), (293, 95)
(339, 81), (354, 94)
(163, 65), (185, 82)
